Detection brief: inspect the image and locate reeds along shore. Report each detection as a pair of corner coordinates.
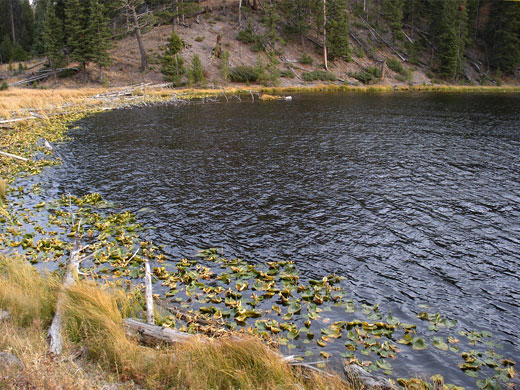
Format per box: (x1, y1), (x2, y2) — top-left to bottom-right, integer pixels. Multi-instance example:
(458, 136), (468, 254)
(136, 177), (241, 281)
(1, 84), (520, 120)
(0, 254), (347, 390)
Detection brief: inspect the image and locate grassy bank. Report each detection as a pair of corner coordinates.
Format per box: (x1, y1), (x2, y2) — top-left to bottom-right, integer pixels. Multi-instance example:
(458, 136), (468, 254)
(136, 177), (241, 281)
(2, 83), (520, 120)
(0, 254), (346, 390)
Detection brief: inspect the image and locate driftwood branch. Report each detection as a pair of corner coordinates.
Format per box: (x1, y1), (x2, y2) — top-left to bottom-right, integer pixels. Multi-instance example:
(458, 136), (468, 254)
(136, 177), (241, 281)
(48, 238), (82, 356)
(0, 151), (28, 162)
(0, 117), (38, 125)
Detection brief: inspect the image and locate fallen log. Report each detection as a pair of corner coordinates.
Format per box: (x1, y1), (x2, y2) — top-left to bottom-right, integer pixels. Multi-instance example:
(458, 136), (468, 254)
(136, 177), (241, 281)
(357, 15), (407, 62)
(123, 318), (197, 346)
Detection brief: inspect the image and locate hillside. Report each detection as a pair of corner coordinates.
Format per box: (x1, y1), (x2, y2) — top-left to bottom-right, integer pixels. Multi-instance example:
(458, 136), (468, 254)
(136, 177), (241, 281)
(1, 0), (518, 89)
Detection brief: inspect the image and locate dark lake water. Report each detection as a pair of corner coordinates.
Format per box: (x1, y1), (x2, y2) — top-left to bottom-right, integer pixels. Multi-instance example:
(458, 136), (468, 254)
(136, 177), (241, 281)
(46, 92), (520, 385)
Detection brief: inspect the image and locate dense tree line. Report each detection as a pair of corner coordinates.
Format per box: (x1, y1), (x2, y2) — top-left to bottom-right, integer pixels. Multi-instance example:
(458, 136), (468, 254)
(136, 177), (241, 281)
(0, 0), (518, 79)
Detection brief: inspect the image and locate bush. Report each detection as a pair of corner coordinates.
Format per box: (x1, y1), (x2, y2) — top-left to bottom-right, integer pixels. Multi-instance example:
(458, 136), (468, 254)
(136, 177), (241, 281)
(0, 81), (8, 91)
(236, 23), (256, 44)
(280, 69), (295, 78)
(299, 53), (313, 65)
(387, 57), (405, 74)
(349, 66), (381, 84)
(229, 65), (260, 82)
(354, 46), (365, 59)
(195, 36), (205, 42)
(302, 70), (337, 82)
(236, 23), (265, 52)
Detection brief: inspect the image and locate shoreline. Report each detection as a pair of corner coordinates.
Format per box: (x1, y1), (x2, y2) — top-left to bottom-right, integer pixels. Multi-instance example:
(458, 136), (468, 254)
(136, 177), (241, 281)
(2, 82), (520, 121)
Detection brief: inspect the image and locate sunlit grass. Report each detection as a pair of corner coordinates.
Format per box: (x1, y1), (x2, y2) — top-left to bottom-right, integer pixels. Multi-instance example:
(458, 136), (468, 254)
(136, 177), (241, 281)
(0, 88), (105, 119)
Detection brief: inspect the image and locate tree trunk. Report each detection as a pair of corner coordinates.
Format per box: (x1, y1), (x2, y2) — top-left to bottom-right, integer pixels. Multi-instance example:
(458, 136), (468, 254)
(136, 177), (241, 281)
(474, 0), (480, 41)
(238, 0), (242, 27)
(9, 0), (16, 43)
(323, 0), (328, 71)
(130, 4), (148, 72)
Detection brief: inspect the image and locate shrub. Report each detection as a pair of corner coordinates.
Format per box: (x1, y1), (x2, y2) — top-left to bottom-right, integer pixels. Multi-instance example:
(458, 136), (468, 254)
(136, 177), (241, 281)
(195, 36), (205, 42)
(387, 57), (405, 74)
(354, 46), (365, 59)
(236, 23), (256, 44)
(0, 81), (8, 91)
(237, 23), (265, 52)
(280, 69), (295, 78)
(302, 70), (337, 82)
(349, 66), (381, 84)
(229, 65), (260, 82)
(299, 53), (313, 65)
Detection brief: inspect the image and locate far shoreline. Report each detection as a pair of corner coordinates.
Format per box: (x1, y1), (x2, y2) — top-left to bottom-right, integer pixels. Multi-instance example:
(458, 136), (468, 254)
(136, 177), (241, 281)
(2, 82), (520, 122)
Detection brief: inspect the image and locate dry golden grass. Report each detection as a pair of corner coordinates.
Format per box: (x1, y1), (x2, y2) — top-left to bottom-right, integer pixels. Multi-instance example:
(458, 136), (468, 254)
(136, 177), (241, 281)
(0, 255), (348, 390)
(0, 87), (105, 119)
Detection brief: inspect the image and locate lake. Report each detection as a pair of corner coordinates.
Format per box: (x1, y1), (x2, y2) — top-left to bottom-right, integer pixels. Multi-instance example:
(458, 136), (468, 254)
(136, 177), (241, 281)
(44, 92), (520, 386)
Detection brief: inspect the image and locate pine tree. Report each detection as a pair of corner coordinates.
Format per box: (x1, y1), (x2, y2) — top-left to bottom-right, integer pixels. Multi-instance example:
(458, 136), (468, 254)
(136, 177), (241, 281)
(0, 34), (13, 63)
(487, 2), (520, 74)
(19, 0), (35, 52)
(188, 54), (205, 85)
(65, 0), (87, 66)
(383, 0), (404, 42)
(43, 0), (65, 77)
(430, 0), (468, 80)
(326, 0), (350, 61)
(88, 0), (111, 77)
(33, 0), (50, 56)
(161, 31), (185, 85)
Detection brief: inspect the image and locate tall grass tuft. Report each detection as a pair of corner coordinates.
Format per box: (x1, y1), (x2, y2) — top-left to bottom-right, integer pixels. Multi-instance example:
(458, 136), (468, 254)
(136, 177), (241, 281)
(0, 254), (57, 326)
